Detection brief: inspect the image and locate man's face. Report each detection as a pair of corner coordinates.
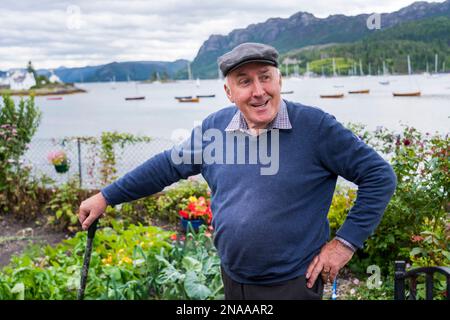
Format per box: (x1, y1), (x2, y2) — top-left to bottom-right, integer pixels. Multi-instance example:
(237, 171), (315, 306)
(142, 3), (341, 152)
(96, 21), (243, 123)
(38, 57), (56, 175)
(224, 63), (282, 129)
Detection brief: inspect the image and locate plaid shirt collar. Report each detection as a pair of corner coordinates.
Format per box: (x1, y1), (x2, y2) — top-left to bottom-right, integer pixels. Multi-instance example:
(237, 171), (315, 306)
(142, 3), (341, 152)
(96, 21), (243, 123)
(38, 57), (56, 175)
(225, 99), (292, 133)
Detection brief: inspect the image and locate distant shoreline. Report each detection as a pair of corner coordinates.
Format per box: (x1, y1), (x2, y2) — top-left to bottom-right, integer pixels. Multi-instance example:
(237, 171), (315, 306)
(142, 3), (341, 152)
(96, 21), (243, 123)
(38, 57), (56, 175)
(0, 84), (87, 96)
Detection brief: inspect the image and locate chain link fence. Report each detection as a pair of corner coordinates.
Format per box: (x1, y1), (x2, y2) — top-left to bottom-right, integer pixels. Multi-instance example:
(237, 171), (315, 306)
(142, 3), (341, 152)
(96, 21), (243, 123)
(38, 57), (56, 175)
(20, 136), (176, 190)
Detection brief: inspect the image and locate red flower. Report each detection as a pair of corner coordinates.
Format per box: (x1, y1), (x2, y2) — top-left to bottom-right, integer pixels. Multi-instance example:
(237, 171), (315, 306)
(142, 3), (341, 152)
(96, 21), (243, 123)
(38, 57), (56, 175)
(170, 234), (177, 241)
(178, 195), (213, 224)
(403, 139), (411, 146)
(179, 210), (189, 219)
(411, 235), (424, 242)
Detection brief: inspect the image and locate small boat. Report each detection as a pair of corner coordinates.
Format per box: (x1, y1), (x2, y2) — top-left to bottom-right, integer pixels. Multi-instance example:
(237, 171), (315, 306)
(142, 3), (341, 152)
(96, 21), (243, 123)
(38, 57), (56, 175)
(333, 85), (344, 88)
(47, 96), (63, 100)
(196, 94), (215, 98)
(379, 80), (390, 85)
(178, 97), (200, 103)
(348, 89), (370, 94)
(125, 96), (146, 101)
(320, 94), (344, 99)
(175, 96), (192, 99)
(392, 92), (421, 97)
(281, 91), (294, 94)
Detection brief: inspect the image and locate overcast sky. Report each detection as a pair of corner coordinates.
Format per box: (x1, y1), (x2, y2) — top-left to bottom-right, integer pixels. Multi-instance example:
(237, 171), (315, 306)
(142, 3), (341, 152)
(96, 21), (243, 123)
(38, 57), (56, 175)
(0, 0), (445, 70)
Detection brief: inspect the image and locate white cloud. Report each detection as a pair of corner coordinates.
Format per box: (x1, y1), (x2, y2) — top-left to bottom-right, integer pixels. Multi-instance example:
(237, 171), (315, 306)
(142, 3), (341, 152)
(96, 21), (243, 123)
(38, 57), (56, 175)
(0, 0), (445, 69)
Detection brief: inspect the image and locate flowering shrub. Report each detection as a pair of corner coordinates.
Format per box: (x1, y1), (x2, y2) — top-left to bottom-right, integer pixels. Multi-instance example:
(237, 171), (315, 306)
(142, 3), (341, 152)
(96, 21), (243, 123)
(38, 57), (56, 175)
(346, 124), (449, 273)
(179, 196), (212, 224)
(47, 150), (68, 165)
(0, 95), (43, 217)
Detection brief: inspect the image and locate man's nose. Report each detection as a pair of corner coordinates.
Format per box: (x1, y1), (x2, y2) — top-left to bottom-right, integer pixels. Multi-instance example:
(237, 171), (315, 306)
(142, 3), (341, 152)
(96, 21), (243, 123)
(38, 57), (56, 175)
(251, 79), (265, 97)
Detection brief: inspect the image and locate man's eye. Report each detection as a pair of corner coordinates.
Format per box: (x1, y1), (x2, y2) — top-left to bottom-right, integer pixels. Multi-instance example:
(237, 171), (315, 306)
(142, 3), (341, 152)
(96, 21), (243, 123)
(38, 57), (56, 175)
(239, 79), (250, 86)
(261, 75), (270, 81)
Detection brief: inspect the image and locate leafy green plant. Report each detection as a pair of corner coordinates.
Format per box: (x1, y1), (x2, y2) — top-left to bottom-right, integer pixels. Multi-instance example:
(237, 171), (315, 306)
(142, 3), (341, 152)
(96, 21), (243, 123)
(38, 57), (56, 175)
(150, 225), (223, 300)
(409, 216), (450, 267)
(0, 223), (173, 300)
(45, 177), (85, 232)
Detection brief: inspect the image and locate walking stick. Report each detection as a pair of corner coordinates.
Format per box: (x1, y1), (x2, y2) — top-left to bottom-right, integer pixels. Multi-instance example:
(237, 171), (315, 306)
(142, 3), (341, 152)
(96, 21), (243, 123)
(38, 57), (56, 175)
(77, 218), (99, 300)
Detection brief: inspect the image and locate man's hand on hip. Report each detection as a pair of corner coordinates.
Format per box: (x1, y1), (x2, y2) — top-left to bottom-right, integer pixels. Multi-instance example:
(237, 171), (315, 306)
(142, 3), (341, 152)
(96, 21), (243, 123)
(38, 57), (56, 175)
(305, 239), (354, 288)
(78, 192), (108, 230)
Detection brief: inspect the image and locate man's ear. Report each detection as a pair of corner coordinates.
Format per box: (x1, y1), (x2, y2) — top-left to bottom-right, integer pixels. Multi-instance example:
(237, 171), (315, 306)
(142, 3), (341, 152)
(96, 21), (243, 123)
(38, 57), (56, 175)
(224, 84), (234, 103)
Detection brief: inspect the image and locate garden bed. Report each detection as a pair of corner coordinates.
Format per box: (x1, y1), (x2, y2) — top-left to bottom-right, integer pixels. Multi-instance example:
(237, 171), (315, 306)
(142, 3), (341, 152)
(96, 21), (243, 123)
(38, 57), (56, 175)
(0, 213), (68, 267)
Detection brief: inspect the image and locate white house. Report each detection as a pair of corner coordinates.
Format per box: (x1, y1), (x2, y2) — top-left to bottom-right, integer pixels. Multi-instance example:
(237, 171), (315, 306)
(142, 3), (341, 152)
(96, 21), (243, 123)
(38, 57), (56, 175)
(8, 70), (36, 90)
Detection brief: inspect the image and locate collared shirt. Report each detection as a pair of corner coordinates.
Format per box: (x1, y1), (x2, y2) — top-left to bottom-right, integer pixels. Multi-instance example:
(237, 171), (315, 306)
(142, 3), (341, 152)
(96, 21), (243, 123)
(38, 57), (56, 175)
(225, 100), (292, 135)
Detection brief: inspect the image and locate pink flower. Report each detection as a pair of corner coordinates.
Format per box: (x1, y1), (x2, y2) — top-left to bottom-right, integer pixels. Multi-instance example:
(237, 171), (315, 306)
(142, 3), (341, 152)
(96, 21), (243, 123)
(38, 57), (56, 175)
(47, 150), (67, 165)
(411, 235), (424, 242)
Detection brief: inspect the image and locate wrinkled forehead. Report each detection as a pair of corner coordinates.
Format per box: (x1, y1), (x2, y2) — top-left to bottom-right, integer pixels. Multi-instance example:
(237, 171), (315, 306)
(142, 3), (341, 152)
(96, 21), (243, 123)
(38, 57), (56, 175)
(228, 62), (277, 78)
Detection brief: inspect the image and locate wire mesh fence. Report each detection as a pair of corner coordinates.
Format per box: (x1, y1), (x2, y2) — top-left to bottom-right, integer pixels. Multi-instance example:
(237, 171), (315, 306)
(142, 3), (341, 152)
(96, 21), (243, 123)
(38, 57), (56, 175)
(20, 136), (176, 190)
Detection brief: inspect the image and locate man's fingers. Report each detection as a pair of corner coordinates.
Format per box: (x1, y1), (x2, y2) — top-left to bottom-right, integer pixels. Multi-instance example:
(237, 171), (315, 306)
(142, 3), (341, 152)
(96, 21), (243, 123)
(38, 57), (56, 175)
(81, 211), (100, 230)
(78, 192), (108, 230)
(307, 260), (323, 288)
(78, 205), (90, 224)
(306, 256), (319, 279)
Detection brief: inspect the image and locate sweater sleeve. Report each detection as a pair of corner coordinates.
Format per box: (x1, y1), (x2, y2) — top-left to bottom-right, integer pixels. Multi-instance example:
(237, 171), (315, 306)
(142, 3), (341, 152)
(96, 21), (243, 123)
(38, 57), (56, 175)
(317, 113), (397, 248)
(101, 126), (203, 206)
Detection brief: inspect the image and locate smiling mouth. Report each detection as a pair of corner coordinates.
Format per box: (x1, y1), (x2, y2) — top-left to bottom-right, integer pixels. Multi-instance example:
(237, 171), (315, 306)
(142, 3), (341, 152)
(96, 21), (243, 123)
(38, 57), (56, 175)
(250, 99), (270, 108)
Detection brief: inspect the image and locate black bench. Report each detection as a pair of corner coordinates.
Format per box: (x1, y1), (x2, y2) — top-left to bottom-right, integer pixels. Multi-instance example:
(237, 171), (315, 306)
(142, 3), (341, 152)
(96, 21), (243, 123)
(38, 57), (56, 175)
(394, 260), (450, 300)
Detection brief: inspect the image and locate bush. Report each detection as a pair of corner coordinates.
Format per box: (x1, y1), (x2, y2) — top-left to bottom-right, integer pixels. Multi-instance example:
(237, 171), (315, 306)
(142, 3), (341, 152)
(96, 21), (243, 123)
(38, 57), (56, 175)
(45, 178), (95, 233)
(0, 95), (43, 218)
(104, 179), (210, 227)
(346, 124), (449, 273)
(150, 225), (223, 300)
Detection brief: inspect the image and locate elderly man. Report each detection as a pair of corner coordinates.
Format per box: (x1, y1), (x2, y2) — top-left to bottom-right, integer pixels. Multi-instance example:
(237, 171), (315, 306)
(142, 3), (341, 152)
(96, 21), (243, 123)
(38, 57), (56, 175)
(78, 42), (397, 300)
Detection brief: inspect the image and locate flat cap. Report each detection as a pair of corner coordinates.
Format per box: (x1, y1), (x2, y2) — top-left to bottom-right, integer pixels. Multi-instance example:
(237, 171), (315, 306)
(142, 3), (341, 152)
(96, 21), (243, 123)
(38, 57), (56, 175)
(217, 42), (279, 77)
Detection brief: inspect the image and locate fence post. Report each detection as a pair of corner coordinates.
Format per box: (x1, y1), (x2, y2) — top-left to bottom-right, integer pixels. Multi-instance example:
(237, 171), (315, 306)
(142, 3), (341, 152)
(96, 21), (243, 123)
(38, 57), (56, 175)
(394, 261), (406, 300)
(77, 138), (83, 189)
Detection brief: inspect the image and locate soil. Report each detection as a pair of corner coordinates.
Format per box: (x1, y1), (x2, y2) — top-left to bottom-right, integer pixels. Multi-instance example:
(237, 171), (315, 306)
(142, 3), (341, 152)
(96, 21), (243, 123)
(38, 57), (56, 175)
(0, 214), (68, 268)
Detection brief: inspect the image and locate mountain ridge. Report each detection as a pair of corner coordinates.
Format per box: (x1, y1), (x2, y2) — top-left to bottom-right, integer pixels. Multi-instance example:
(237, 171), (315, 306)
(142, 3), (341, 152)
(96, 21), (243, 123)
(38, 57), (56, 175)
(192, 0), (450, 78)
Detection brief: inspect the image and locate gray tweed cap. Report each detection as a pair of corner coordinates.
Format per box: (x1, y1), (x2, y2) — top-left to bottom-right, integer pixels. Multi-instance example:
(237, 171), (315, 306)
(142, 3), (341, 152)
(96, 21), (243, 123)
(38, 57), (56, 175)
(217, 42), (279, 77)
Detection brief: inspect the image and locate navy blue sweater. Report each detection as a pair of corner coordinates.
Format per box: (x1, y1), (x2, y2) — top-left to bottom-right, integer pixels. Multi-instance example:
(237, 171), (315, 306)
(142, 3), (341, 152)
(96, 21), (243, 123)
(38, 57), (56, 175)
(101, 100), (397, 284)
